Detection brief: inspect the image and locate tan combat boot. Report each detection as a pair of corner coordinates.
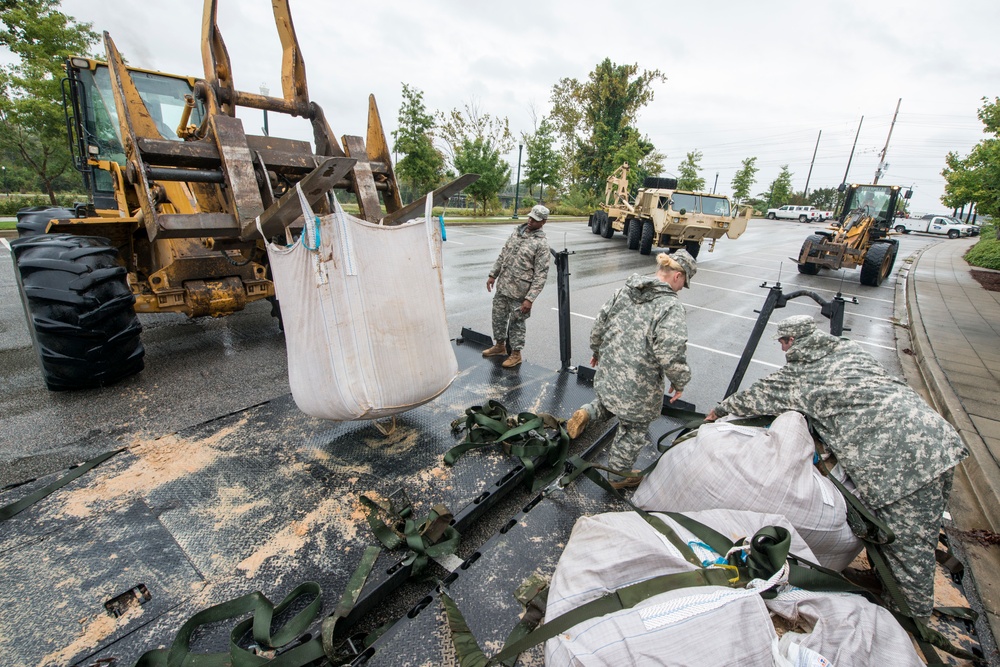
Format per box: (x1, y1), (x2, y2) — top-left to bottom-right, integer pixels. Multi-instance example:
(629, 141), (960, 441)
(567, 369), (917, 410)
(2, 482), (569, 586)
(482, 341), (507, 357)
(609, 471), (643, 490)
(501, 350), (522, 368)
(566, 408), (590, 439)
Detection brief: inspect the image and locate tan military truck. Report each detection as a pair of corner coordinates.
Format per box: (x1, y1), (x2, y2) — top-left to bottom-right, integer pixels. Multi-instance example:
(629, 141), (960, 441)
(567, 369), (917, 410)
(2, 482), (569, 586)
(589, 162), (751, 258)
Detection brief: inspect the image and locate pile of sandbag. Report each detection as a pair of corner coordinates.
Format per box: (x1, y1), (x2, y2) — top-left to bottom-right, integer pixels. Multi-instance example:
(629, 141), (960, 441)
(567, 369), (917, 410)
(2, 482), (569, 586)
(632, 411), (863, 571)
(544, 509), (922, 667)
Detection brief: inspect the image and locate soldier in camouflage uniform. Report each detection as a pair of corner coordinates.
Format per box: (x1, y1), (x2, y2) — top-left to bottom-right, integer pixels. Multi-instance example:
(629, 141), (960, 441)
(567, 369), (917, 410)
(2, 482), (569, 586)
(566, 250), (696, 489)
(705, 314), (968, 618)
(483, 205), (551, 369)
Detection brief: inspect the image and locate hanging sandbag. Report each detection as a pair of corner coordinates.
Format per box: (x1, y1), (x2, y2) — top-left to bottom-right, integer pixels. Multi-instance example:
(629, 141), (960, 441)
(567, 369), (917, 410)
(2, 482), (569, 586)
(261, 187), (457, 420)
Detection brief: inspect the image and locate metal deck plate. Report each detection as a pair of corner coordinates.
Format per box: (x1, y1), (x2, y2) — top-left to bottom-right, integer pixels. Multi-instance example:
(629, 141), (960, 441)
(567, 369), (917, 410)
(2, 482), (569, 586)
(0, 338), (607, 666)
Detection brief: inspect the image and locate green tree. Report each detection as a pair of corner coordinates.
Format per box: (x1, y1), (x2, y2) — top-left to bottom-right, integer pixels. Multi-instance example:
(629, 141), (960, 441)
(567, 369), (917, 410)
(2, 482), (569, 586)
(676, 150), (705, 191)
(0, 0), (98, 203)
(807, 187), (839, 210)
(942, 97), (1000, 229)
(730, 157), (758, 205)
(764, 165), (794, 209)
(391, 83), (444, 201)
(453, 138), (511, 216)
(548, 59), (666, 194)
(522, 118), (562, 203)
(436, 99), (514, 165)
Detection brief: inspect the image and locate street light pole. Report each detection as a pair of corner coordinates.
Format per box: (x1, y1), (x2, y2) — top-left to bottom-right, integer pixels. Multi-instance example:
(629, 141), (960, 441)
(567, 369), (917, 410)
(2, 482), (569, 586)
(1, 166), (7, 197)
(259, 83), (269, 136)
(512, 143), (523, 219)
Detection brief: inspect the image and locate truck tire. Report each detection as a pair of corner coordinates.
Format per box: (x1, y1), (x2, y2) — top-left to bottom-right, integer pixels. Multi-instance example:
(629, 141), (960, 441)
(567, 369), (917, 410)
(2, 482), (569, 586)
(599, 212), (614, 239)
(767, 212), (776, 220)
(797, 233), (824, 275)
(639, 220), (655, 255)
(947, 229), (960, 239)
(860, 241), (897, 287)
(627, 218), (642, 250)
(590, 210), (604, 235)
(894, 225), (909, 234)
(10, 235), (145, 390)
(643, 176), (678, 190)
(798, 215), (808, 223)
(684, 241), (701, 259)
(15, 206), (75, 238)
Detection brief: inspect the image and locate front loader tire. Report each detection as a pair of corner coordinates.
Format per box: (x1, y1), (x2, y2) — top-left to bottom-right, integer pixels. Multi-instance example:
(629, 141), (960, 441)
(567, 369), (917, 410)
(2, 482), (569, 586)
(639, 220), (655, 255)
(860, 241), (897, 287)
(15, 206), (75, 238)
(797, 233), (825, 275)
(627, 218), (642, 250)
(11, 235), (145, 390)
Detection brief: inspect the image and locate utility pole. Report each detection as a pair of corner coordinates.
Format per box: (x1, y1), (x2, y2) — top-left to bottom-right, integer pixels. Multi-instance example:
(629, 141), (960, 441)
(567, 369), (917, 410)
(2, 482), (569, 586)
(803, 130), (821, 196)
(842, 116), (863, 187)
(873, 98), (901, 185)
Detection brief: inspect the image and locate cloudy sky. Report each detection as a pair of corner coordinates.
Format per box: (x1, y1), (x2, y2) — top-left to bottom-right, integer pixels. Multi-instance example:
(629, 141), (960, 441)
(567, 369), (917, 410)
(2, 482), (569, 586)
(57, 0), (999, 214)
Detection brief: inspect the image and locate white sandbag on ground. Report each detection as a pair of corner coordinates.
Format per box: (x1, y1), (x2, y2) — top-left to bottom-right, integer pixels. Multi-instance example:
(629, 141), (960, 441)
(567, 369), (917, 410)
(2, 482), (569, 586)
(544, 509), (818, 667)
(264, 189), (457, 420)
(632, 411), (863, 571)
(768, 589), (923, 666)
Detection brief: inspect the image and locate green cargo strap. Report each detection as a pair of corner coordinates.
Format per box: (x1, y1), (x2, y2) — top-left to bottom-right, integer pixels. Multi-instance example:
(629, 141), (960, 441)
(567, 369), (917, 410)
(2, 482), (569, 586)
(360, 495), (460, 576)
(135, 549), (380, 667)
(447, 402), (569, 492)
(0, 448), (125, 521)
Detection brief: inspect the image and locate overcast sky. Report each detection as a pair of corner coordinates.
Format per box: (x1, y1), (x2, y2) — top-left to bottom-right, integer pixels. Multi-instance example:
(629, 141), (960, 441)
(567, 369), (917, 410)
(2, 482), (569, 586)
(56, 0), (1000, 214)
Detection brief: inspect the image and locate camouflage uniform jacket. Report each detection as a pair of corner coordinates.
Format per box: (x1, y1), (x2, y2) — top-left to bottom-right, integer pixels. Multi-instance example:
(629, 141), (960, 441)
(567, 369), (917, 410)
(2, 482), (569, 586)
(715, 330), (967, 508)
(592, 274), (691, 424)
(490, 224), (550, 302)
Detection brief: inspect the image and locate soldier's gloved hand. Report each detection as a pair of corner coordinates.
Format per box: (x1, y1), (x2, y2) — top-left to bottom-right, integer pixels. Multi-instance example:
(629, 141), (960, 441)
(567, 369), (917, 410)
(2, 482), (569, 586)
(590, 356), (599, 367)
(705, 408), (719, 421)
(520, 299), (533, 313)
(667, 386), (683, 404)
(486, 276), (495, 292)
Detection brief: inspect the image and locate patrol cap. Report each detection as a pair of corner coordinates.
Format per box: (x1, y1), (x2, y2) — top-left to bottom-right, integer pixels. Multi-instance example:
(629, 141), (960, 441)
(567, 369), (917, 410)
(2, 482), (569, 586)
(527, 204), (549, 222)
(658, 249), (697, 287)
(773, 315), (817, 340)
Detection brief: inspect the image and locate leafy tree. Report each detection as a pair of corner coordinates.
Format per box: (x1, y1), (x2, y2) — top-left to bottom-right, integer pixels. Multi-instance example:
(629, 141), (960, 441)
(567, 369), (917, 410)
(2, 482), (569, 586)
(548, 59), (666, 194)
(391, 83), (444, 201)
(0, 0), (98, 203)
(730, 157), (758, 205)
(453, 138), (511, 216)
(522, 118), (562, 203)
(676, 150), (705, 191)
(807, 187), (839, 210)
(436, 98), (514, 165)
(942, 97), (1000, 233)
(764, 165), (794, 209)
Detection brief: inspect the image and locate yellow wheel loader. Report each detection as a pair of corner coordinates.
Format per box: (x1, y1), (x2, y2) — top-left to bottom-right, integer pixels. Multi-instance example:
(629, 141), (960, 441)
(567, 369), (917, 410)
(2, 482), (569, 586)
(9, 0), (476, 390)
(796, 183), (910, 287)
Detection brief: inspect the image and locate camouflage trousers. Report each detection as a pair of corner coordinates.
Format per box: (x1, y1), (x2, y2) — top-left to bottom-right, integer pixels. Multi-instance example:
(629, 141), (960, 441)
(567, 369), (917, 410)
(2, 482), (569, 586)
(874, 467), (955, 618)
(491, 294), (530, 350)
(580, 399), (650, 475)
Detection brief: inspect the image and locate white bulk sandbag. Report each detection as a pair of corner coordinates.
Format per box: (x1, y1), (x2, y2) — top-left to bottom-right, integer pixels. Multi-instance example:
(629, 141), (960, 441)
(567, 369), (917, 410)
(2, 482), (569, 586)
(769, 589), (924, 666)
(544, 509), (820, 667)
(632, 412), (863, 571)
(262, 186), (457, 420)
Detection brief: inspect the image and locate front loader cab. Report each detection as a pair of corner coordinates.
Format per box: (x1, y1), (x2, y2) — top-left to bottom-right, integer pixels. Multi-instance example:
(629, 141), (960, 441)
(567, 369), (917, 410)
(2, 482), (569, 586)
(63, 57), (204, 214)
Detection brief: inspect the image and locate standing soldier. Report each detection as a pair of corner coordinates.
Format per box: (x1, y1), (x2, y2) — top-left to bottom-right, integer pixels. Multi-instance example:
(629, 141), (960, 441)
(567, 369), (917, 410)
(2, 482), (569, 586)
(482, 205), (551, 369)
(566, 250), (696, 488)
(705, 314), (968, 620)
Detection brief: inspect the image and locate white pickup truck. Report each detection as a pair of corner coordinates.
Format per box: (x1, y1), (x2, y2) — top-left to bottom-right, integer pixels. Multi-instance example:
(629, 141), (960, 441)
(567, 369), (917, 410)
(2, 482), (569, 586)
(766, 205), (820, 222)
(894, 215), (974, 239)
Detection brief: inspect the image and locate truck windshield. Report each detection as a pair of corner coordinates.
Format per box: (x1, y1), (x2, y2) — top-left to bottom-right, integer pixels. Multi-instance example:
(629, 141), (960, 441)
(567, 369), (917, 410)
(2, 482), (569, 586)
(668, 193), (730, 216)
(702, 196), (730, 216)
